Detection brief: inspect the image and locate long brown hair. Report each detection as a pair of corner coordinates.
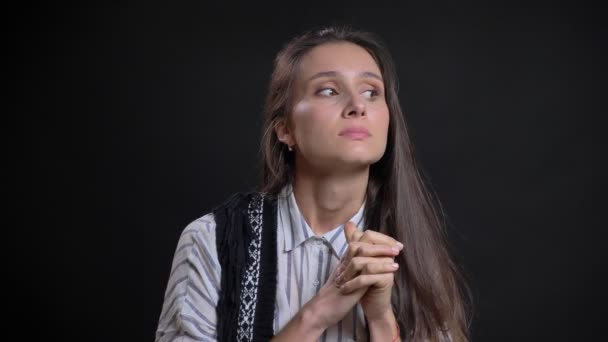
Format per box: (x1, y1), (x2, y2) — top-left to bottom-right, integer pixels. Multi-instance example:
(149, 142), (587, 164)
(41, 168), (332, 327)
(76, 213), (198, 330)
(259, 26), (471, 341)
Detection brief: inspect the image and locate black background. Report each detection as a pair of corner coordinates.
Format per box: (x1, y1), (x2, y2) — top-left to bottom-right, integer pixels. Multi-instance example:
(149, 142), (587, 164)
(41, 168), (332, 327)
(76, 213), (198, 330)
(16, 1), (606, 341)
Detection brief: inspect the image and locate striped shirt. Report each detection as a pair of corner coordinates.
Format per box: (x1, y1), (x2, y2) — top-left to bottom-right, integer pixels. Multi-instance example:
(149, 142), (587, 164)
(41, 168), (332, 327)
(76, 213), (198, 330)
(156, 186), (368, 341)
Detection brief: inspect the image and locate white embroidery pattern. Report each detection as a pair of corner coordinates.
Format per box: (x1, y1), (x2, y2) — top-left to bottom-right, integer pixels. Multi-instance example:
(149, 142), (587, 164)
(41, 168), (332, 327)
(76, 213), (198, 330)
(237, 193), (264, 341)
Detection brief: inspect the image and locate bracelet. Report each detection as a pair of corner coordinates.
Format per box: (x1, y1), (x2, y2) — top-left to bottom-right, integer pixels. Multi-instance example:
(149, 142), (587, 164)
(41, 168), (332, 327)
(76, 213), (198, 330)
(392, 324), (400, 342)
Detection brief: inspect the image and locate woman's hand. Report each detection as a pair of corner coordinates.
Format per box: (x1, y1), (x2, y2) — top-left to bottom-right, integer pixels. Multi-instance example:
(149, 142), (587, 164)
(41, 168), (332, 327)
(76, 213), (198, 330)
(273, 223), (397, 340)
(304, 260), (368, 330)
(309, 222), (402, 328)
(274, 222), (402, 341)
(336, 222), (403, 321)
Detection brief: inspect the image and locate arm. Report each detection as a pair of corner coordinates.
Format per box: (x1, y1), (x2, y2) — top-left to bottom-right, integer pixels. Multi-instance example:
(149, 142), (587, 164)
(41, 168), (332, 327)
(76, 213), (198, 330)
(270, 300), (325, 341)
(271, 263), (368, 341)
(368, 310), (400, 342)
(156, 214), (220, 342)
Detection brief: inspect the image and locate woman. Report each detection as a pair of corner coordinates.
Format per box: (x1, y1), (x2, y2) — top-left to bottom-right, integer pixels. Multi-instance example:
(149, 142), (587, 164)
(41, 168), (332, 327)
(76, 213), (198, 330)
(156, 26), (470, 341)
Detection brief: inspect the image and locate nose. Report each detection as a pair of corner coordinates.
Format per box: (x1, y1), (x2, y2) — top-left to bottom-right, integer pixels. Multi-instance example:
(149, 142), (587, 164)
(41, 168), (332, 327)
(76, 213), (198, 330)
(342, 93), (366, 118)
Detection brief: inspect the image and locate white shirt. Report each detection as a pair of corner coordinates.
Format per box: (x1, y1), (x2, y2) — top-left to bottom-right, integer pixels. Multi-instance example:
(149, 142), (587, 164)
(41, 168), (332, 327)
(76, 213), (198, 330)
(156, 186), (368, 341)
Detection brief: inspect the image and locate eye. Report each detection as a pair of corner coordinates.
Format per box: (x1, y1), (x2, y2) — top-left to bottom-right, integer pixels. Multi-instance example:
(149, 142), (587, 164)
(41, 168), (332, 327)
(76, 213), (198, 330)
(362, 89), (379, 99)
(317, 88), (338, 97)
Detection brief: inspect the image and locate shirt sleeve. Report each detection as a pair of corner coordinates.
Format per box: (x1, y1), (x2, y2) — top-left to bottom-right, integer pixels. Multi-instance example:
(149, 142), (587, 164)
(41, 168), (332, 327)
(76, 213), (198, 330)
(155, 213), (221, 342)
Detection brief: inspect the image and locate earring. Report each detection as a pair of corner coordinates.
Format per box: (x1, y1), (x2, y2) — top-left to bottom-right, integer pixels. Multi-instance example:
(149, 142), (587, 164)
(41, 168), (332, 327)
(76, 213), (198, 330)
(288, 145), (293, 152)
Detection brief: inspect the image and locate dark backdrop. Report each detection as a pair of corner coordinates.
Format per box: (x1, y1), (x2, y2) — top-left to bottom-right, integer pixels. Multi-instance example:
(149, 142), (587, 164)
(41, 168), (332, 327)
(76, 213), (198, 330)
(17, 1), (606, 341)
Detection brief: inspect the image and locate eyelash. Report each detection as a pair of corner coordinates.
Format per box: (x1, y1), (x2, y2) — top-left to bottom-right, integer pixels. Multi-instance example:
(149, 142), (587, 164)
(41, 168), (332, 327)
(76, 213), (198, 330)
(316, 88), (380, 99)
(317, 88), (338, 96)
(363, 89), (380, 98)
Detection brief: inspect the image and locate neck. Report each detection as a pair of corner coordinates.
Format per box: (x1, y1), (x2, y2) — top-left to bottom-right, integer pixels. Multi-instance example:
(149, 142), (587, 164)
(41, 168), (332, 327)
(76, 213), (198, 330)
(292, 163), (369, 236)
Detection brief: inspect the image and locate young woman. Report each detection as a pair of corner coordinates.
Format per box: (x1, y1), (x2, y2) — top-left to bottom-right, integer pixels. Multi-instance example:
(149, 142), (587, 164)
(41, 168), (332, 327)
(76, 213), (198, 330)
(156, 26), (470, 342)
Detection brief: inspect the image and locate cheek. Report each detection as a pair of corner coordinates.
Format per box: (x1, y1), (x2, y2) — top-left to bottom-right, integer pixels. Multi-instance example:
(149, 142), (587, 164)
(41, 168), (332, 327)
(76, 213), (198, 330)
(291, 102), (313, 140)
(374, 105), (390, 134)
(374, 108), (390, 151)
(382, 111), (390, 133)
(291, 101), (334, 140)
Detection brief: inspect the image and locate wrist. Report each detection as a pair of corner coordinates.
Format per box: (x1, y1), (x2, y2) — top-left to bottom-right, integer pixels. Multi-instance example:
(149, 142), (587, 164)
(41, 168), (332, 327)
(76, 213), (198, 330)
(273, 302), (325, 342)
(367, 310), (400, 342)
(300, 299), (327, 336)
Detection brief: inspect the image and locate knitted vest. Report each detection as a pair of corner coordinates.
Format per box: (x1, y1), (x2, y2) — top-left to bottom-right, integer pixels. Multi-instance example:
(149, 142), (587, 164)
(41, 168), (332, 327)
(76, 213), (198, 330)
(212, 192), (278, 342)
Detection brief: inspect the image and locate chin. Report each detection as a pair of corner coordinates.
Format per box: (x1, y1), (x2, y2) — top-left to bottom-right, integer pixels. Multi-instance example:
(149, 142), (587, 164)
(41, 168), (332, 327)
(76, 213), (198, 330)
(348, 146), (383, 160)
(339, 152), (383, 167)
(304, 148), (384, 171)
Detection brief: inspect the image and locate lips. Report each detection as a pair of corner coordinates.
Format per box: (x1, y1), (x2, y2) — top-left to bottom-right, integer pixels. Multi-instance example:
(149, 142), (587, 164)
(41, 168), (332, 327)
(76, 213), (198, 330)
(338, 126), (371, 139)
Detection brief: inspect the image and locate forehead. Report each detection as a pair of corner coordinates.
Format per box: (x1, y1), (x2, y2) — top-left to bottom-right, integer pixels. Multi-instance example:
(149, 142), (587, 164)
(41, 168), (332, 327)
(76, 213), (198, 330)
(296, 42), (382, 81)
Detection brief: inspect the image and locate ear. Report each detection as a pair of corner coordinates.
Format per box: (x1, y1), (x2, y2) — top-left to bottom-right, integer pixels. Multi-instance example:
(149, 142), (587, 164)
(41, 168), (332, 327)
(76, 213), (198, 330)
(274, 119), (294, 146)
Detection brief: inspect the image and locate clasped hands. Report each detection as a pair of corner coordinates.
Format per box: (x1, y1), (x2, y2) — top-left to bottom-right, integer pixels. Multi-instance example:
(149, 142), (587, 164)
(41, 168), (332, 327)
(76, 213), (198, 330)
(334, 221), (403, 320)
(310, 221), (403, 331)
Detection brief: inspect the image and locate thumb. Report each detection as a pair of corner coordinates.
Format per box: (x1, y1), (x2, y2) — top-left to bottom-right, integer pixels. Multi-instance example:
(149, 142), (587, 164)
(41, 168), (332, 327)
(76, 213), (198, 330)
(343, 221), (357, 243)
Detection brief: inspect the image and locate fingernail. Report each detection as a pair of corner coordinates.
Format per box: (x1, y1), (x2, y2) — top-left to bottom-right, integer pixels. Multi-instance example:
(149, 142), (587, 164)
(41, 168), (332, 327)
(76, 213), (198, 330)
(392, 263), (399, 269)
(391, 247), (399, 254)
(396, 242), (404, 250)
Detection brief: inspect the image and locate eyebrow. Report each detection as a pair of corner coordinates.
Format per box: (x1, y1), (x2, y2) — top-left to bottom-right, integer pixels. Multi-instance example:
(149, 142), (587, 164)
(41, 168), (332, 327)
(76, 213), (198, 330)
(306, 70), (383, 83)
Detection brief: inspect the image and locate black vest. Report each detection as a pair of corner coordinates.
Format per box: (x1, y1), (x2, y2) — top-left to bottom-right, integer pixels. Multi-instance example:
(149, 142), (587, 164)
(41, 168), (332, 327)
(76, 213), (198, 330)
(212, 192), (278, 342)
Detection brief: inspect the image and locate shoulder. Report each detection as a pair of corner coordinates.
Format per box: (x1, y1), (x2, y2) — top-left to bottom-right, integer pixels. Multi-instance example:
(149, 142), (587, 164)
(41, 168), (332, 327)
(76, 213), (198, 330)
(176, 191), (275, 246)
(175, 212), (217, 251)
(174, 191), (257, 245)
(211, 191), (267, 211)
(164, 212), (221, 292)
(178, 190), (260, 237)
(210, 191), (275, 223)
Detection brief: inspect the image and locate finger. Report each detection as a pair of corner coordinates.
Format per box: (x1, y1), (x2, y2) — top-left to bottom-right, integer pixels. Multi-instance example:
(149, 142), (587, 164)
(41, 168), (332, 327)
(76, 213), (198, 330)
(354, 243), (400, 258)
(341, 241), (362, 269)
(361, 260), (399, 276)
(337, 257), (395, 285)
(333, 261), (346, 280)
(344, 221), (358, 243)
(339, 223), (360, 271)
(341, 242), (397, 269)
(352, 229), (364, 243)
(343, 240), (399, 267)
(359, 230), (404, 250)
(345, 221), (365, 243)
(340, 273), (394, 294)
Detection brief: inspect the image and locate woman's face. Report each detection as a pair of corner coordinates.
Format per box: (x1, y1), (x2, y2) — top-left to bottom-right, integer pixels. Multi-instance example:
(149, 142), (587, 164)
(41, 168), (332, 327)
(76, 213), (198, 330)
(278, 42), (390, 173)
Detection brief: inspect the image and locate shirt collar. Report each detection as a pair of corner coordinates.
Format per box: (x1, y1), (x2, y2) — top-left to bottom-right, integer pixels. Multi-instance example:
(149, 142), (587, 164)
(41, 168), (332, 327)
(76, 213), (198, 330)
(278, 185), (366, 258)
